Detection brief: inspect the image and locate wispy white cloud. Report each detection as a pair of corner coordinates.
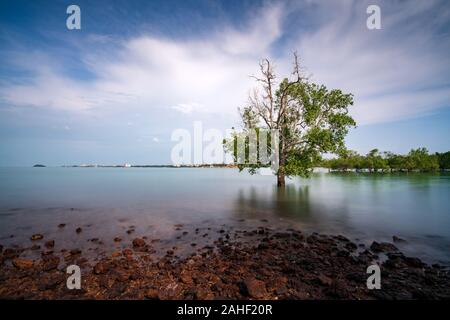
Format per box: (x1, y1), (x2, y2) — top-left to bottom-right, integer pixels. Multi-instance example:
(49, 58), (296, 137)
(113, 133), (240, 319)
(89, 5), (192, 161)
(0, 0), (449, 128)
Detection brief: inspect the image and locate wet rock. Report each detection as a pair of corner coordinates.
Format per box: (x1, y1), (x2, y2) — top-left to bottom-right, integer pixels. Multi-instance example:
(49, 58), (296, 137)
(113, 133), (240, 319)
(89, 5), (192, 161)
(12, 258), (34, 270)
(393, 236), (406, 243)
(38, 272), (64, 291)
(45, 240), (55, 248)
(41, 250), (54, 256)
(41, 255), (60, 271)
(31, 244), (41, 250)
(126, 229), (135, 234)
(403, 256), (426, 268)
(145, 288), (159, 300)
(132, 238), (146, 248)
(30, 234), (44, 241)
(370, 241), (398, 253)
(344, 242), (357, 251)
(195, 287), (214, 300)
(243, 277), (267, 299)
(70, 249), (82, 255)
(93, 261), (110, 275)
(75, 227), (82, 234)
(334, 235), (350, 242)
(180, 270), (193, 284)
(317, 274), (333, 286)
(158, 283), (182, 299)
(114, 237), (122, 242)
(3, 248), (19, 259)
(58, 223), (66, 228)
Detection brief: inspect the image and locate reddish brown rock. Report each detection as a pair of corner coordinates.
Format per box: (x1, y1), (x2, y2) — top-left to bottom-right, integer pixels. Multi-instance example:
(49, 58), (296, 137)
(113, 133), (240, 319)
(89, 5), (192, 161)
(12, 258), (34, 270)
(41, 255), (60, 271)
(111, 251), (121, 258)
(45, 240), (55, 248)
(70, 249), (82, 255)
(93, 261), (110, 275)
(30, 234), (44, 241)
(243, 277), (267, 299)
(145, 288), (159, 300)
(132, 238), (146, 248)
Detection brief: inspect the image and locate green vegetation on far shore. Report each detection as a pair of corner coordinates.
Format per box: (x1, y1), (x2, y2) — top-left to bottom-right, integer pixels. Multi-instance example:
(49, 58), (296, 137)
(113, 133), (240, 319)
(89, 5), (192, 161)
(320, 148), (450, 172)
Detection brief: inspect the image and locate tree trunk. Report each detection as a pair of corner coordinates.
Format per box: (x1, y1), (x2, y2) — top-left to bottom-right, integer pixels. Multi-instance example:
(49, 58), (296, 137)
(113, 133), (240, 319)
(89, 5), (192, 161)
(277, 172), (285, 187)
(277, 136), (286, 188)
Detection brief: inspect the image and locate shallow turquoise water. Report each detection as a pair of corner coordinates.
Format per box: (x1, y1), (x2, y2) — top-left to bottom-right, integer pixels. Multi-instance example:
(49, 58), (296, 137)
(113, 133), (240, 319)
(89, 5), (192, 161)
(0, 167), (449, 265)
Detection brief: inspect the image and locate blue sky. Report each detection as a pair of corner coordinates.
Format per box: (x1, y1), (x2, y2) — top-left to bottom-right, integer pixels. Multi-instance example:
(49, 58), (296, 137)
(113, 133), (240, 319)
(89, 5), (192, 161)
(0, 0), (449, 166)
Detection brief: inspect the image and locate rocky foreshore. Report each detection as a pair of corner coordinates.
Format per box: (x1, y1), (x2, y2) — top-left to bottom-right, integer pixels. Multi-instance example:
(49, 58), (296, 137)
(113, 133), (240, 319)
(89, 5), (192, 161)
(1, 225), (449, 300)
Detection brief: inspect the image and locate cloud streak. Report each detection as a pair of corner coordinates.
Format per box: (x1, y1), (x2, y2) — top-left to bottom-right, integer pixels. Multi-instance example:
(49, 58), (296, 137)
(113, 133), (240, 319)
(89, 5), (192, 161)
(0, 0), (449, 128)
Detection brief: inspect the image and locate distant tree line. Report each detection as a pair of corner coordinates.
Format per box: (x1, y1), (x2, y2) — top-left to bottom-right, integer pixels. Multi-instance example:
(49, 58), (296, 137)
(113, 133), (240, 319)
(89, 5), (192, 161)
(320, 148), (450, 172)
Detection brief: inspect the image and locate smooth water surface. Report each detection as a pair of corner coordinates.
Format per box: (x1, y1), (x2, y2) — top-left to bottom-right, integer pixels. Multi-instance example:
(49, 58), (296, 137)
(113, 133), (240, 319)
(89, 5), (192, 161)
(0, 167), (449, 265)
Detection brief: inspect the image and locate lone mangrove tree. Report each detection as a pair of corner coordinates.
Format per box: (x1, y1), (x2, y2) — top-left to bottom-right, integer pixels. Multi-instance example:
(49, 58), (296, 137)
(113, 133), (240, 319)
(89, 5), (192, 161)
(226, 53), (356, 187)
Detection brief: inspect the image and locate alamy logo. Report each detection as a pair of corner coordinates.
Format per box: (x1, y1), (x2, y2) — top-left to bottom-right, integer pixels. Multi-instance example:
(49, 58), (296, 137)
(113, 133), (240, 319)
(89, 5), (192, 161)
(66, 265), (81, 289)
(66, 5), (81, 30)
(366, 5), (381, 30)
(366, 264), (381, 289)
(170, 121), (279, 174)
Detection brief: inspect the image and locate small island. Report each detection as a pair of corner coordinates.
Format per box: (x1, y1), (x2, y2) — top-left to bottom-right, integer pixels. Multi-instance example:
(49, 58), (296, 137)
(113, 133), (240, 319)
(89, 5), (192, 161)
(32, 164), (46, 168)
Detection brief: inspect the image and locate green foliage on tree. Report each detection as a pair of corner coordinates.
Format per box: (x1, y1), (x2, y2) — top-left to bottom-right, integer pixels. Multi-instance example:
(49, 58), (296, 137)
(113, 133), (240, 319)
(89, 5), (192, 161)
(435, 151), (450, 169)
(224, 53), (356, 186)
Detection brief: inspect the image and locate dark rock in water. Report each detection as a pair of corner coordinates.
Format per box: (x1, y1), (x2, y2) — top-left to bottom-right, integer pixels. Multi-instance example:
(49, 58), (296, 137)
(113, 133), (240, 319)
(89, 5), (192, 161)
(31, 234), (44, 241)
(3, 248), (19, 259)
(75, 227), (82, 234)
(41, 250), (54, 256)
(132, 238), (146, 248)
(403, 256), (426, 268)
(0, 244), (3, 253)
(344, 242), (357, 251)
(114, 237), (122, 242)
(122, 248), (133, 257)
(12, 258), (34, 270)
(33, 164), (46, 167)
(58, 223), (66, 228)
(45, 240), (55, 248)
(31, 244), (41, 250)
(70, 249), (81, 255)
(243, 277), (267, 299)
(370, 241), (398, 253)
(317, 274), (333, 286)
(126, 229), (135, 234)
(393, 236), (406, 243)
(41, 255), (60, 271)
(334, 235), (350, 242)
(38, 273), (64, 291)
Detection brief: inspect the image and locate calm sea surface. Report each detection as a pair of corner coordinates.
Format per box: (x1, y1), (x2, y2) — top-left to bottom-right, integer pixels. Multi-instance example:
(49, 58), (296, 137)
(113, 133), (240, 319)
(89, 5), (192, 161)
(0, 167), (449, 265)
